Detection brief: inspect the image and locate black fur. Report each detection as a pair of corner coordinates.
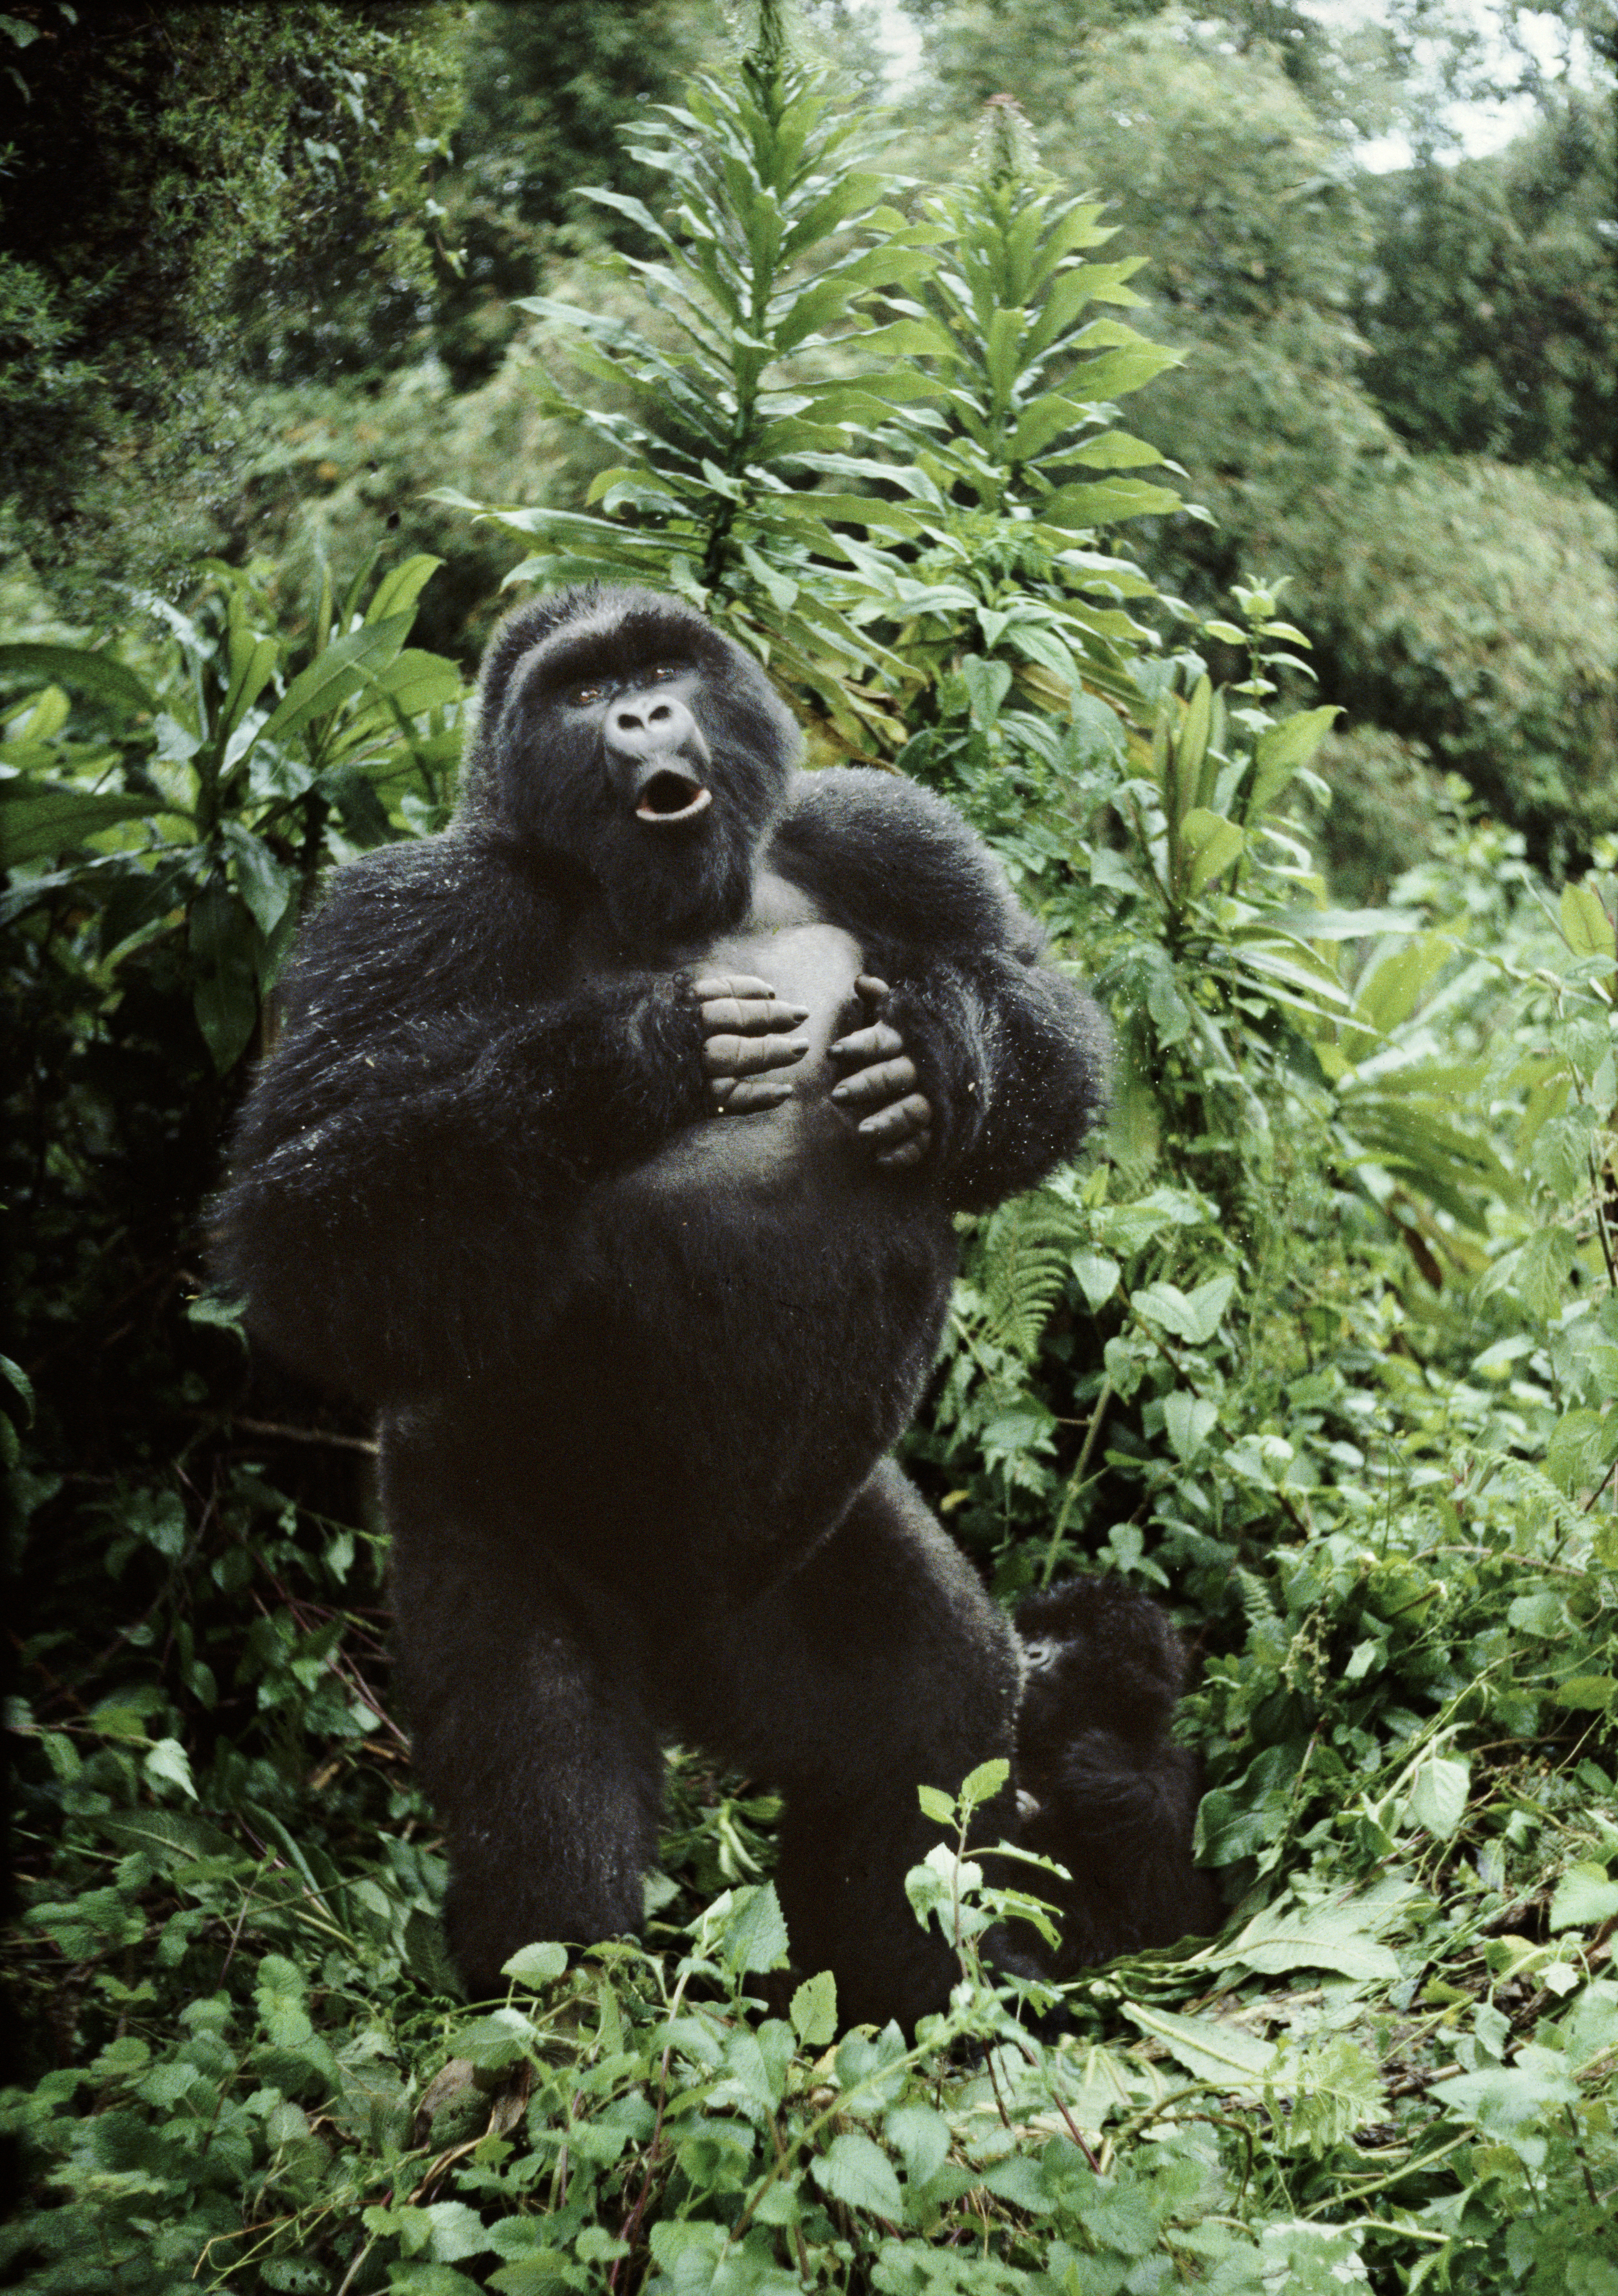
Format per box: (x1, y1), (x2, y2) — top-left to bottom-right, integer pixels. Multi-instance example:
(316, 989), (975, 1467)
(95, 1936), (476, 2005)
(215, 583), (1208, 2025)
(1013, 1579), (1224, 1976)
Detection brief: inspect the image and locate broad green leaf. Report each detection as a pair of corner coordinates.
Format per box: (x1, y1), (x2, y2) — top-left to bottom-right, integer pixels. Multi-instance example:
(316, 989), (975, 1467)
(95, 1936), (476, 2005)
(1179, 806), (1244, 894)
(1531, 1106), (1597, 1201)
(1008, 394), (1088, 463)
(1163, 1392), (1218, 1461)
(716, 1881), (790, 1974)
(331, 653), (466, 761)
(1514, 1227), (1576, 1320)
(1066, 342), (1180, 399)
(1145, 965), (1195, 1047)
(1132, 1273), (1236, 1345)
(959, 1759), (1010, 1811)
(981, 2155), (1055, 2212)
(1066, 430), (1166, 469)
(1160, 679), (1209, 830)
(366, 554), (444, 627)
(502, 1942), (568, 1984)
(917, 1784), (956, 1825)
(1548, 1863), (1618, 1931)
(1042, 474), (1183, 528)
(883, 2103), (949, 2187)
(1406, 1754), (1470, 1841)
(1025, 202), (1116, 289)
(218, 633), (277, 743)
(1250, 706), (1341, 814)
(0, 641), (155, 716)
(0, 778), (161, 862)
(1211, 1897), (1401, 1981)
(143, 1738), (198, 1801)
(9, 682), (69, 740)
(961, 656), (1012, 727)
(1552, 1676), (1618, 1710)
(1122, 2003), (1275, 2088)
(1561, 880), (1616, 959)
(851, 315), (960, 362)
(1343, 933), (1453, 1052)
(255, 1952), (312, 2046)
(1270, 907), (1420, 944)
(1544, 1406), (1618, 1497)
(765, 492), (920, 537)
(188, 883), (259, 1074)
(424, 2202), (497, 2264)
(813, 2131), (903, 2219)
(455, 2011), (534, 2071)
(257, 613), (414, 746)
(1433, 2058), (1580, 2132)
(1071, 1249), (1120, 1309)
(790, 1969), (838, 2045)
(221, 821), (296, 937)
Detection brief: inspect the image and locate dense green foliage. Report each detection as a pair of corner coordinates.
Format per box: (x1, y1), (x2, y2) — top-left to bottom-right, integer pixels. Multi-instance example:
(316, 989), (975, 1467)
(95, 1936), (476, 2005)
(0, 2), (465, 613)
(1355, 93), (1617, 497)
(432, 0), (722, 389)
(902, 3), (1618, 867)
(4, 4), (1617, 2291)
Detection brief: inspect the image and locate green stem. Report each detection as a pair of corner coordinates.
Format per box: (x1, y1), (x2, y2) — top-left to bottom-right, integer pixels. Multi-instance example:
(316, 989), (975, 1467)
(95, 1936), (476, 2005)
(1039, 1375), (1113, 1587)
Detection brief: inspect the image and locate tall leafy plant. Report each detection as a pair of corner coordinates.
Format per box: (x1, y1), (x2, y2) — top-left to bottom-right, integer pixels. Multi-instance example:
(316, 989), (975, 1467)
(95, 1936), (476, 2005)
(444, 23), (1188, 755)
(442, 14), (941, 746)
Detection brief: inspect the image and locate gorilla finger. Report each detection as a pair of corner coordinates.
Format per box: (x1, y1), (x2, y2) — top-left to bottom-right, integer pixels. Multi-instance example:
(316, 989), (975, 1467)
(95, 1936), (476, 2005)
(857, 1092), (933, 1142)
(875, 1130), (932, 1170)
(701, 994), (810, 1036)
(710, 1074), (796, 1113)
(855, 974), (891, 1003)
(702, 1032), (810, 1077)
(690, 973), (778, 1004)
(828, 1021), (904, 1066)
(831, 1055), (917, 1108)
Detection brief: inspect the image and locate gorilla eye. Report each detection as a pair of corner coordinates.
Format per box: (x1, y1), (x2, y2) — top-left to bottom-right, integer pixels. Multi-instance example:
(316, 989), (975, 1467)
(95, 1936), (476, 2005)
(568, 682), (607, 706)
(648, 663), (682, 682)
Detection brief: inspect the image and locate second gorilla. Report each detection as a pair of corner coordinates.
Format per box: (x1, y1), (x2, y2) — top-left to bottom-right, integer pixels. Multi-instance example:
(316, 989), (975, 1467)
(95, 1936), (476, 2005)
(217, 585), (1212, 2025)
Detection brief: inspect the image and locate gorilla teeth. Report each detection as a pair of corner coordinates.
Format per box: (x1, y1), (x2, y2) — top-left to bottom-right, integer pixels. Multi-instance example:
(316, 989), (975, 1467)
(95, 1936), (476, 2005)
(636, 772), (713, 823)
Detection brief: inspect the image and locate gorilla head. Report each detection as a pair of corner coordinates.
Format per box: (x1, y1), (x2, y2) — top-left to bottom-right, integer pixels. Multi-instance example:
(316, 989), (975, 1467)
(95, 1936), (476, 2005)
(457, 585), (802, 945)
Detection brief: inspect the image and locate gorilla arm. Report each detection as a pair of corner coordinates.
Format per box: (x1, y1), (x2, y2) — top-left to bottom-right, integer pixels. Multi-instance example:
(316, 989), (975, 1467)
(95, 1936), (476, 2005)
(772, 770), (1110, 1209)
(214, 838), (797, 1400)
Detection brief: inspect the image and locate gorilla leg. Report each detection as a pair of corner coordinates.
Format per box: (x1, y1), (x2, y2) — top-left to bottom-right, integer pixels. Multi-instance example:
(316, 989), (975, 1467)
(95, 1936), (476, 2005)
(653, 1460), (1022, 2031)
(383, 1429), (664, 1997)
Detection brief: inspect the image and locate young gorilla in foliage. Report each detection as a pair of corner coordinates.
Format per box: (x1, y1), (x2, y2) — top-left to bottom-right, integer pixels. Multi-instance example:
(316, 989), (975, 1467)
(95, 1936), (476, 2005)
(217, 585), (1214, 2026)
(1013, 1579), (1224, 1977)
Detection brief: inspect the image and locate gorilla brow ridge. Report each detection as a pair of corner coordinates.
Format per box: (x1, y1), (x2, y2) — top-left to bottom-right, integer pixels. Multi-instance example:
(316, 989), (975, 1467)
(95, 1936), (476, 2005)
(505, 594), (726, 705)
(518, 623), (698, 699)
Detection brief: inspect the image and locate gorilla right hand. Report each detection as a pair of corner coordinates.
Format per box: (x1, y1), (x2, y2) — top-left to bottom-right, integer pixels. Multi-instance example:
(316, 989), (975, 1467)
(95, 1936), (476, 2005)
(694, 973), (811, 1113)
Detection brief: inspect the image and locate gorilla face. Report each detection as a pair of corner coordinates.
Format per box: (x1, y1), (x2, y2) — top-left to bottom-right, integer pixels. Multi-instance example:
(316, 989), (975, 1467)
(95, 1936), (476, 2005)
(463, 587), (800, 947)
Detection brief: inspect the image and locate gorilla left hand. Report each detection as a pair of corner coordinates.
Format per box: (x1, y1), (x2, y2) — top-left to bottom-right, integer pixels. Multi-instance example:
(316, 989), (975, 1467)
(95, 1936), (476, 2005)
(829, 974), (935, 1169)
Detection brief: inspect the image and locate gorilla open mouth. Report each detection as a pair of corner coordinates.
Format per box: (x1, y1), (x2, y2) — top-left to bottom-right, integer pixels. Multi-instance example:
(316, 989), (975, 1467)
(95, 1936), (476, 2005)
(635, 770), (713, 823)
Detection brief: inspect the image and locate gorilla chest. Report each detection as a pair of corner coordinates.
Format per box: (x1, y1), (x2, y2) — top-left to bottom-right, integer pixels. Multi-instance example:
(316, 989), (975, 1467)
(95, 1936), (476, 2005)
(703, 876), (866, 1103)
(606, 871), (867, 1188)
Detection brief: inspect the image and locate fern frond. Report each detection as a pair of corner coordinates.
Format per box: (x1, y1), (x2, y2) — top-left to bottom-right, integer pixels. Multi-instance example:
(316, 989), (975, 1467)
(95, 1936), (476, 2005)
(976, 1185), (1089, 1360)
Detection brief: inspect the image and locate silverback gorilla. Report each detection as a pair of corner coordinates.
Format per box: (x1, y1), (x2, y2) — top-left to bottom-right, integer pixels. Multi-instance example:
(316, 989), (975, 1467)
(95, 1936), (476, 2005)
(216, 585), (1217, 2026)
